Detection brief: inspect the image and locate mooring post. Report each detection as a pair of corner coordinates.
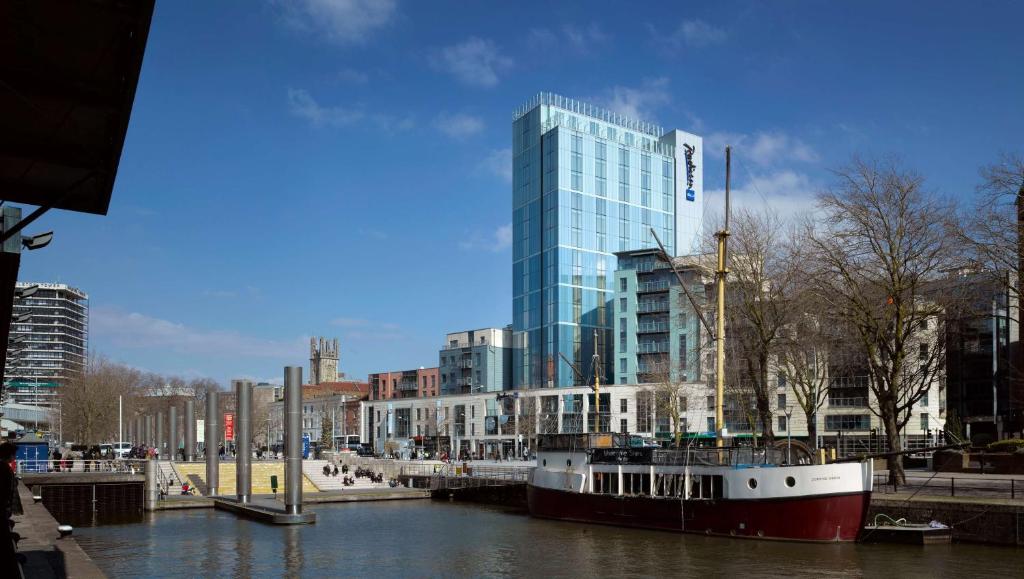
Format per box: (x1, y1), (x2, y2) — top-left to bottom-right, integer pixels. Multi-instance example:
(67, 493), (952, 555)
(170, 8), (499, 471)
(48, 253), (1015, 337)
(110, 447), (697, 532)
(284, 366), (303, 515)
(169, 405), (178, 461)
(206, 391), (220, 496)
(235, 379), (253, 503)
(144, 459), (158, 511)
(185, 400), (196, 462)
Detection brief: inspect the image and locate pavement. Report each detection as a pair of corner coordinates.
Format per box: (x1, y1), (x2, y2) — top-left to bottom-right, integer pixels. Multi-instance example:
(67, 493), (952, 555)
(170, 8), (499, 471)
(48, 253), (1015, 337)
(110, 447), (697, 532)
(12, 482), (105, 579)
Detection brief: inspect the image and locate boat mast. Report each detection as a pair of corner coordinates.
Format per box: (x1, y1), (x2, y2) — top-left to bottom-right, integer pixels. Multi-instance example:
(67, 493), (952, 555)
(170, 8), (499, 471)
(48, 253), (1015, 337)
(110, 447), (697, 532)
(715, 146), (731, 449)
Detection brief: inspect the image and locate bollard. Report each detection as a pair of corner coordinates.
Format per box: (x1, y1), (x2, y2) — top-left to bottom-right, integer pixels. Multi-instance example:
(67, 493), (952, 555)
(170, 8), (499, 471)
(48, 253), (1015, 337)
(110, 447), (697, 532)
(206, 391), (220, 496)
(144, 459), (158, 511)
(284, 366), (303, 515)
(235, 379), (253, 503)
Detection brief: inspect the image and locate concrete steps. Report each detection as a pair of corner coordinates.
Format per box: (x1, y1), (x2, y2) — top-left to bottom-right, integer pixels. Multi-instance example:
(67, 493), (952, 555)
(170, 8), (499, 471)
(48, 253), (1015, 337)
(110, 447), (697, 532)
(171, 461), (317, 496)
(304, 459), (389, 491)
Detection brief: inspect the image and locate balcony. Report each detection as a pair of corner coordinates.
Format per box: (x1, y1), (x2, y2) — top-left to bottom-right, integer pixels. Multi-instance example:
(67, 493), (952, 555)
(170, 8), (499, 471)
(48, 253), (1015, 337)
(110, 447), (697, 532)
(830, 376), (869, 389)
(637, 301), (669, 313)
(457, 359), (474, 369)
(828, 397), (869, 408)
(637, 280), (669, 293)
(397, 380), (418, 392)
(637, 342), (669, 354)
(456, 377), (473, 387)
(637, 321), (669, 334)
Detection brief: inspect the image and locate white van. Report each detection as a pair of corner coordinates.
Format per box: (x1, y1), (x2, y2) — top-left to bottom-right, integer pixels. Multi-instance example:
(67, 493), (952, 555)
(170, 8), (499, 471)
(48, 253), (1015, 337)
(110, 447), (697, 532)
(112, 442), (131, 458)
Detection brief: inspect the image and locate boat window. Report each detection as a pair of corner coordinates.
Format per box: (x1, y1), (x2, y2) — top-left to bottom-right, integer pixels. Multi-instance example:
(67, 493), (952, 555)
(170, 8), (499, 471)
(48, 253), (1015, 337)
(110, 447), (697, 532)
(689, 475), (724, 500)
(655, 474), (686, 497)
(622, 473), (651, 495)
(748, 478), (758, 490)
(594, 471), (617, 495)
(785, 476), (796, 488)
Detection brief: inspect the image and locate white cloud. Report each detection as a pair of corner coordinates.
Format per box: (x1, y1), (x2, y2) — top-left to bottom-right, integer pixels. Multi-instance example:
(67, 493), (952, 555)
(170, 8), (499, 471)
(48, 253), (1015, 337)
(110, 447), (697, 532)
(92, 306), (305, 360)
(563, 22), (609, 52)
(274, 0), (396, 45)
(287, 88), (414, 131)
(705, 131), (819, 166)
(479, 147), (512, 182)
(529, 22), (609, 54)
(706, 170), (819, 219)
(591, 77), (671, 123)
(434, 112), (485, 139)
(649, 18), (727, 52)
(337, 67), (369, 84)
(287, 88), (363, 127)
(430, 37), (513, 88)
(458, 223), (513, 252)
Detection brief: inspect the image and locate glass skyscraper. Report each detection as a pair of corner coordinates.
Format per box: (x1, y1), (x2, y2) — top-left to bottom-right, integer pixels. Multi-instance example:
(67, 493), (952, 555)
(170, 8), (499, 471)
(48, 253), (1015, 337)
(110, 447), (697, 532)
(512, 93), (703, 389)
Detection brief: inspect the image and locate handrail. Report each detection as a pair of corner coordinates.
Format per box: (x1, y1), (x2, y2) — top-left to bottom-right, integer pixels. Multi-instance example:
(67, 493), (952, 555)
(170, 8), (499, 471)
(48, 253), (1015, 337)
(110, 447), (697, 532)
(15, 458), (148, 474)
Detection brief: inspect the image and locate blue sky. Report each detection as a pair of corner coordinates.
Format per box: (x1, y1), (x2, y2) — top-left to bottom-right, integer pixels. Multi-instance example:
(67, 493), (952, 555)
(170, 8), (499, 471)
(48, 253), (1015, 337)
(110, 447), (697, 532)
(17, 0), (1024, 386)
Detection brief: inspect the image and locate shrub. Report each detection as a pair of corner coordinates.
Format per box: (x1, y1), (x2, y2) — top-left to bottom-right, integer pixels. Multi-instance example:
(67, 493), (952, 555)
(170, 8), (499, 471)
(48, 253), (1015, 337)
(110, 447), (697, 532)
(987, 439), (1024, 453)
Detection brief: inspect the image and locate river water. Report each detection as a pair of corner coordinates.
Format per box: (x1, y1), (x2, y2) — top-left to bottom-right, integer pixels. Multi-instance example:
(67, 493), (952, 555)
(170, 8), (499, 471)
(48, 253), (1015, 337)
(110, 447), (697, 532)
(75, 501), (1018, 578)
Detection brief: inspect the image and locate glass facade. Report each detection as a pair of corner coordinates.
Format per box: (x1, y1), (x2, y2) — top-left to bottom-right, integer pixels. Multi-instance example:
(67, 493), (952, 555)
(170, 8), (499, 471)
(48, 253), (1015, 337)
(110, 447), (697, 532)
(512, 93), (703, 388)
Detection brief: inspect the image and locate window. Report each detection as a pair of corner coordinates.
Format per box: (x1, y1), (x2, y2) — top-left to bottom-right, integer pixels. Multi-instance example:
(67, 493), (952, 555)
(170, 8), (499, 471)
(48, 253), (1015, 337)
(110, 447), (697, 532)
(618, 147), (630, 202)
(471, 405), (476, 419)
(637, 391), (653, 432)
(619, 318), (627, 352)
(778, 393), (787, 409)
(620, 398), (628, 413)
(778, 372), (787, 388)
(920, 319), (929, 330)
(921, 391), (929, 406)
(919, 343), (928, 361)
(596, 141), (607, 197)
(619, 278), (627, 292)
(707, 417), (715, 433)
(620, 297), (627, 313)
(471, 423), (476, 436)
(778, 416), (787, 432)
(920, 413), (929, 431)
(706, 395), (715, 411)
(416, 408), (421, 421)
(620, 358), (627, 372)
(679, 334), (687, 370)
(679, 396), (687, 411)
(620, 418), (628, 434)
(825, 415), (870, 431)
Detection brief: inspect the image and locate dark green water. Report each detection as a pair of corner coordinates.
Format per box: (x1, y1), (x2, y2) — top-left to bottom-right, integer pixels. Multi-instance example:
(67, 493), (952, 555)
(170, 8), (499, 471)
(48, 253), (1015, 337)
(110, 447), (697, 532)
(75, 501), (1019, 578)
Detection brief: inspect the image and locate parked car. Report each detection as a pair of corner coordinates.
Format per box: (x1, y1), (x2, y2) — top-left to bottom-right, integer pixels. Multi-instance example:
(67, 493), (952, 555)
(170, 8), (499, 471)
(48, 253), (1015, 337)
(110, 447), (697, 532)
(112, 442), (132, 459)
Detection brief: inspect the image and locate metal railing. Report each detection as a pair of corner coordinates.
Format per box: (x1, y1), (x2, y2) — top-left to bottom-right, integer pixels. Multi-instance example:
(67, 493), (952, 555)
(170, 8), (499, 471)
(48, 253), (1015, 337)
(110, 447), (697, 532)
(637, 342), (669, 354)
(828, 397), (870, 408)
(15, 458), (148, 474)
(873, 473), (1023, 500)
(830, 376), (869, 389)
(637, 322), (669, 333)
(637, 301), (669, 313)
(637, 280), (669, 293)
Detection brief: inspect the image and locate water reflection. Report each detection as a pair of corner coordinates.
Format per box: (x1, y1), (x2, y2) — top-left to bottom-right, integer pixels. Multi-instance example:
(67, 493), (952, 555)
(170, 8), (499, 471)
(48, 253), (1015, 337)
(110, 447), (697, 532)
(74, 501), (1021, 578)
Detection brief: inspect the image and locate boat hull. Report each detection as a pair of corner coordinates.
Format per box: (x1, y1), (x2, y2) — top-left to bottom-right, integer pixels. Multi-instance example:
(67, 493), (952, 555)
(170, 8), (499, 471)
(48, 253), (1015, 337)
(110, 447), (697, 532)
(527, 484), (871, 542)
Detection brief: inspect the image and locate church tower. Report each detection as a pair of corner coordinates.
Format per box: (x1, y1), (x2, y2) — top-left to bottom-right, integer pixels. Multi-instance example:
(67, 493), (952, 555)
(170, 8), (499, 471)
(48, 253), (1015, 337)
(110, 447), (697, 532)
(310, 337), (339, 385)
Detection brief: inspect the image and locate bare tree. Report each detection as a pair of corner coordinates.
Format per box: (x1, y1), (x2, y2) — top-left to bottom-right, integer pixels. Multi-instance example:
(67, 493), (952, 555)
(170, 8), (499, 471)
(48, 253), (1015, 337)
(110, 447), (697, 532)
(646, 354), (703, 447)
(777, 315), (831, 449)
(60, 356), (144, 445)
(953, 153), (1024, 313)
(713, 208), (800, 444)
(805, 157), (955, 483)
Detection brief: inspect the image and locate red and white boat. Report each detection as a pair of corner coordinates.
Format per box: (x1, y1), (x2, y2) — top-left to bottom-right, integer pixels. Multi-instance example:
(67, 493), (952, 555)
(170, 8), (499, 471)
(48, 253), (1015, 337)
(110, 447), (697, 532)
(527, 147), (872, 542)
(527, 435), (872, 542)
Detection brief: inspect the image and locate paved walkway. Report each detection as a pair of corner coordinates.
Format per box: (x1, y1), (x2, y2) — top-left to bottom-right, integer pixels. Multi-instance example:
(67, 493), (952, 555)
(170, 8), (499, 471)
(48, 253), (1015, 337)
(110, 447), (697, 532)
(13, 483), (105, 578)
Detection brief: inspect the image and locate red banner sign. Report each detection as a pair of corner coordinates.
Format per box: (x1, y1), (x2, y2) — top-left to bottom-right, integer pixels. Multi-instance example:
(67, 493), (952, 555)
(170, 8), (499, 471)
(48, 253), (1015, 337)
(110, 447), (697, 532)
(224, 413), (235, 441)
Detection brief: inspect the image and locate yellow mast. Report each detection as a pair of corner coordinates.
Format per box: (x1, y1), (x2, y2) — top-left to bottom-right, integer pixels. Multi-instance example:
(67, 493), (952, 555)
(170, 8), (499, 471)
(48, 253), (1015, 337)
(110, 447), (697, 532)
(715, 146), (731, 449)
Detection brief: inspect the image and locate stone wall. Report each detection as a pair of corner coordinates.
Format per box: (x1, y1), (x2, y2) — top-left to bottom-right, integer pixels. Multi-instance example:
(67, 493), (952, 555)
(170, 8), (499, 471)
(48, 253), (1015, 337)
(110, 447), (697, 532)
(869, 498), (1024, 546)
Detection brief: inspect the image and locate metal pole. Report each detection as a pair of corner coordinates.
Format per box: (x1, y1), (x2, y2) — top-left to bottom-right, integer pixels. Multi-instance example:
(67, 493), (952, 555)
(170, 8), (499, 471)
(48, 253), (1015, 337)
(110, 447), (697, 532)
(235, 379), (253, 502)
(992, 297), (998, 436)
(170, 405), (179, 461)
(206, 391), (220, 496)
(185, 400), (195, 461)
(146, 415), (153, 449)
(715, 146), (731, 449)
(284, 366), (303, 515)
(119, 395), (123, 444)
(157, 412), (165, 460)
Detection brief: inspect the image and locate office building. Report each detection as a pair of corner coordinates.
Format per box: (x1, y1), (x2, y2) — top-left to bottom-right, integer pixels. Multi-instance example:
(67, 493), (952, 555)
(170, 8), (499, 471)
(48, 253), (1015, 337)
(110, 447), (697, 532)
(511, 93), (703, 388)
(438, 326), (513, 395)
(4, 282), (88, 407)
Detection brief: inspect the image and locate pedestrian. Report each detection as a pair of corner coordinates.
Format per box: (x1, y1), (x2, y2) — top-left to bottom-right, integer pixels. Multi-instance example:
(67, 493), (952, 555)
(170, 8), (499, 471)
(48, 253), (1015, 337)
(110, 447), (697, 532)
(332, 465), (339, 477)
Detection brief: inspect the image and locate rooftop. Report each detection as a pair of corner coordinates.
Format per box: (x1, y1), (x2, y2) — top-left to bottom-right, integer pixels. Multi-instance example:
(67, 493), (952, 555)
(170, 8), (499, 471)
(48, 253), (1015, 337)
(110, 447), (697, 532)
(513, 92), (665, 138)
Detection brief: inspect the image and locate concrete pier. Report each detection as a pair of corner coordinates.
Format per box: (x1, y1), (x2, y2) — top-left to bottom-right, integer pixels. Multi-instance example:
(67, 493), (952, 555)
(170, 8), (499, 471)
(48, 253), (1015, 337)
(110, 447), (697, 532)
(185, 399), (196, 461)
(206, 391), (219, 496)
(212, 366), (315, 524)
